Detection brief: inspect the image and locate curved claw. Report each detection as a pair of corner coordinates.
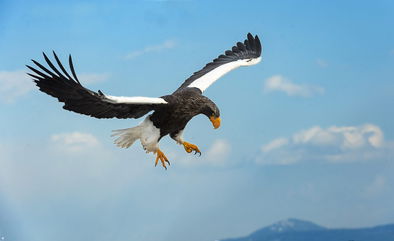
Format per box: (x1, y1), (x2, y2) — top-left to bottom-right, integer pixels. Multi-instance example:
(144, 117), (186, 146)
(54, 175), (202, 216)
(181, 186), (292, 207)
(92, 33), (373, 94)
(154, 149), (170, 170)
(183, 142), (201, 156)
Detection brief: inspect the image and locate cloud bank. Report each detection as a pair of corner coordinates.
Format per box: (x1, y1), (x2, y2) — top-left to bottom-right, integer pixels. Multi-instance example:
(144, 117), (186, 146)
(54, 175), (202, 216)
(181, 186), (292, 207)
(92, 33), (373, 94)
(257, 124), (393, 165)
(0, 70), (35, 103)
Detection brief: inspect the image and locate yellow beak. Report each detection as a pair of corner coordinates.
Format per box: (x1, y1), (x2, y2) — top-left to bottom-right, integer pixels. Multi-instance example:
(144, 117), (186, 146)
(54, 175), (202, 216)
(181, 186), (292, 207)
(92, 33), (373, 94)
(209, 116), (221, 129)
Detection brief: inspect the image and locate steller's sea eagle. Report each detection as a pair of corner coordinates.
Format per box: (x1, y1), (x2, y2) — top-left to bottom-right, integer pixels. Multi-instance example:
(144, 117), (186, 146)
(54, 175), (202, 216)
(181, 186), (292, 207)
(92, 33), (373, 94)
(27, 33), (262, 169)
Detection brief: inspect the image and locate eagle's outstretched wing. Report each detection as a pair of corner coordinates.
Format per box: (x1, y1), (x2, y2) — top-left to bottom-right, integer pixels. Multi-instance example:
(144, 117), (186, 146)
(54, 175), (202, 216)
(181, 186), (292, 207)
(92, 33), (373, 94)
(27, 52), (167, 119)
(174, 33), (262, 94)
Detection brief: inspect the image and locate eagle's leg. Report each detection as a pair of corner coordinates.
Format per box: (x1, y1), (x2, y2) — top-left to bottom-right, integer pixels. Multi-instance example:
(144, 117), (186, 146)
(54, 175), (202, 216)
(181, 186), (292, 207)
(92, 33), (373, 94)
(182, 142), (201, 156)
(171, 130), (201, 156)
(154, 149), (170, 169)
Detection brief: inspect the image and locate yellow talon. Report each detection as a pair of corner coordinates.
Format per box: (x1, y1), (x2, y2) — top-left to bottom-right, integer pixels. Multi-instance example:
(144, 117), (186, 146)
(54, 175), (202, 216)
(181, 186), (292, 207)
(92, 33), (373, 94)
(154, 149), (170, 169)
(182, 142), (201, 156)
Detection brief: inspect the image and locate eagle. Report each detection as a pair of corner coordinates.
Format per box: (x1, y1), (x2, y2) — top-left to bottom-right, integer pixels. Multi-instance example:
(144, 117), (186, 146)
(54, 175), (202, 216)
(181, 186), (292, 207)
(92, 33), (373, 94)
(27, 33), (262, 169)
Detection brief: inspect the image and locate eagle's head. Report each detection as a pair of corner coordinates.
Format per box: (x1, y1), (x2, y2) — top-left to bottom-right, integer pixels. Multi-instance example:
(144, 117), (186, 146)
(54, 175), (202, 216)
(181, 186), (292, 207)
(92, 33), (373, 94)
(201, 100), (221, 129)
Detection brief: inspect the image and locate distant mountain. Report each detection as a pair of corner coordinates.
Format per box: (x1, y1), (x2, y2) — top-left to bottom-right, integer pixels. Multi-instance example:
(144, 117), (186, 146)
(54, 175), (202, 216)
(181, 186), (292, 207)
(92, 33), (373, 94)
(219, 218), (394, 241)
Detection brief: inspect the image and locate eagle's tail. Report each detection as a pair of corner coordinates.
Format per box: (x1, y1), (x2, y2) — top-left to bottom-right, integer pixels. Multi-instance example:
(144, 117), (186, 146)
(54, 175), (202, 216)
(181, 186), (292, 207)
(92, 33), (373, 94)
(111, 126), (142, 148)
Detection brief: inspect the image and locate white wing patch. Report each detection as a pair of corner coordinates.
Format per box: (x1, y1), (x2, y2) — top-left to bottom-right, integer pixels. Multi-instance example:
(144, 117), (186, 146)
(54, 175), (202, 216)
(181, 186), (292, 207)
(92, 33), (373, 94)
(188, 57), (261, 92)
(105, 95), (167, 104)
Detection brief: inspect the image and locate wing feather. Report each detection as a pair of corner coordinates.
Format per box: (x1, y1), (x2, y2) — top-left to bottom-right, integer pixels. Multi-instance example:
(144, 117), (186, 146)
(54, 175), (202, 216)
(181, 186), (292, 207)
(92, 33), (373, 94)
(53, 51), (74, 80)
(174, 33), (262, 93)
(28, 52), (167, 119)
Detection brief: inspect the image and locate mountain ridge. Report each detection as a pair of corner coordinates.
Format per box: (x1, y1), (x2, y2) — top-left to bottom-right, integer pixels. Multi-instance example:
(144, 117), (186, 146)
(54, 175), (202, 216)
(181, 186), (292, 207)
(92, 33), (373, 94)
(219, 218), (394, 241)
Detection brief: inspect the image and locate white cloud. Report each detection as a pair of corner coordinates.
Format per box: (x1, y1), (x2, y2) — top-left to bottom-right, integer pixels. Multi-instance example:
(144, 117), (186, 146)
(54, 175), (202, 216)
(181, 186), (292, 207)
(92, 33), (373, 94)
(316, 58), (328, 68)
(205, 139), (231, 165)
(0, 70), (35, 103)
(257, 124), (393, 165)
(263, 75), (324, 97)
(262, 138), (288, 152)
(125, 39), (176, 60)
(78, 73), (110, 85)
(51, 131), (100, 153)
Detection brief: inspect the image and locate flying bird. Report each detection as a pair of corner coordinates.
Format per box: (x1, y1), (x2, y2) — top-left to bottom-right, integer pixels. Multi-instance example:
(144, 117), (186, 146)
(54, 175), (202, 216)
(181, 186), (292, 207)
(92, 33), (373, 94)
(27, 33), (262, 169)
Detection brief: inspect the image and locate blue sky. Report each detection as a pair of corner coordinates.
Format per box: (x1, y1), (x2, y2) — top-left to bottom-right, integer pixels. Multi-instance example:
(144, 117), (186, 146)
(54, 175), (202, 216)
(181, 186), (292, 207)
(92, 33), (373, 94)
(0, 1), (394, 241)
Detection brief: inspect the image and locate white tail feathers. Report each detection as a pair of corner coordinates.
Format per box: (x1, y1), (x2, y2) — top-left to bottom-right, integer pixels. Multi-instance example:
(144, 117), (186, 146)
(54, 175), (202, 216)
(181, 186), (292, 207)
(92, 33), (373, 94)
(111, 126), (142, 148)
(111, 115), (161, 153)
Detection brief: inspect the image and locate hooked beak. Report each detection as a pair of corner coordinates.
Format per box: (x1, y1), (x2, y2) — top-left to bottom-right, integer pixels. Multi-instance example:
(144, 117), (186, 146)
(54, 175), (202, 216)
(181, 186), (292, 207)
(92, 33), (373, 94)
(209, 116), (221, 129)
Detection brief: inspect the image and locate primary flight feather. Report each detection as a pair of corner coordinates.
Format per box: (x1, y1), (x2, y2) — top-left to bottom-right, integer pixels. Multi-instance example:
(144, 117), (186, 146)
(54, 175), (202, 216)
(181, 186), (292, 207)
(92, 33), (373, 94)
(27, 33), (262, 169)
